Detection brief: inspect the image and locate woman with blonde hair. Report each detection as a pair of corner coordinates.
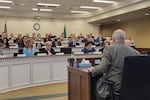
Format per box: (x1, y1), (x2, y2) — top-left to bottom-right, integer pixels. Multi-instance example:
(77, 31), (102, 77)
(23, 40), (35, 56)
(42, 41), (55, 55)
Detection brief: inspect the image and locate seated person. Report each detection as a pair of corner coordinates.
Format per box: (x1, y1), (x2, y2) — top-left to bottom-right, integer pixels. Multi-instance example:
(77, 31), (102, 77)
(125, 39), (136, 49)
(81, 42), (96, 54)
(23, 40), (35, 56)
(68, 36), (79, 47)
(1, 38), (9, 48)
(41, 41), (55, 55)
(95, 33), (106, 46)
(99, 40), (110, 53)
(52, 37), (61, 47)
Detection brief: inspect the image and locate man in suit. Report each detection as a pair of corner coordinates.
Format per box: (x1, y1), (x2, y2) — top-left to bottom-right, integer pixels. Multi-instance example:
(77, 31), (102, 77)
(95, 33), (106, 46)
(52, 38), (61, 47)
(88, 29), (140, 100)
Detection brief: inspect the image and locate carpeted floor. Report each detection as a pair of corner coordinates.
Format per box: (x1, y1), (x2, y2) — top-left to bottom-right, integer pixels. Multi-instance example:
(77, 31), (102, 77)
(0, 82), (68, 100)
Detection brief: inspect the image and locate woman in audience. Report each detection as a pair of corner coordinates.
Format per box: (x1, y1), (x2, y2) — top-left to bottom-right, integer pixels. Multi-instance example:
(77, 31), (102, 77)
(42, 41), (55, 55)
(1, 38), (9, 48)
(43, 33), (51, 42)
(81, 41), (96, 54)
(23, 40), (35, 56)
(22, 36), (28, 47)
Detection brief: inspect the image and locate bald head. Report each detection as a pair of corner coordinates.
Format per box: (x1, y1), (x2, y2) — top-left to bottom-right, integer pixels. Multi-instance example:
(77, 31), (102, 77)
(112, 29), (126, 42)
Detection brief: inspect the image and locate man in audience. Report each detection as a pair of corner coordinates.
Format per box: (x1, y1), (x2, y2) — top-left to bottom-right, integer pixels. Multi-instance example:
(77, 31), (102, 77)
(52, 36), (61, 47)
(88, 29), (140, 100)
(125, 39), (136, 49)
(95, 33), (106, 46)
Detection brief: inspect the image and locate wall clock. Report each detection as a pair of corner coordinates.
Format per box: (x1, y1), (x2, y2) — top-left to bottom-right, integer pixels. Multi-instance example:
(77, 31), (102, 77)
(33, 23), (40, 30)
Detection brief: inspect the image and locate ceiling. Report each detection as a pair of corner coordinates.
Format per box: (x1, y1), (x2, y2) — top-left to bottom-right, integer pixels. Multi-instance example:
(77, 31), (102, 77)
(0, 0), (149, 24)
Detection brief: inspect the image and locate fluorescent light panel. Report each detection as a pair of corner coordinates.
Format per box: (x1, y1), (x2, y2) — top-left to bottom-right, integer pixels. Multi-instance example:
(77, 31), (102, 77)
(40, 9), (52, 11)
(37, 3), (60, 7)
(32, 8), (38, 11)
(0, 6), (11, 9)
(80, 6), (101, 10)
(93, 0), (115, 4)
(0, 0), (12, 3)
(32, 8), (52, 12)
(71, 11), (89, 14)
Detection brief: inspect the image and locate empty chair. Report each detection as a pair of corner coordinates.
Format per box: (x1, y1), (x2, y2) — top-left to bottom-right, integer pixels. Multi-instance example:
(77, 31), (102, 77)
(120, 56), (150, 100)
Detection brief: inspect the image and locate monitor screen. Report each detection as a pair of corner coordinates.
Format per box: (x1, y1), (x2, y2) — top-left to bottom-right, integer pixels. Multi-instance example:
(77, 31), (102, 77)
(60, 48), (72, 54)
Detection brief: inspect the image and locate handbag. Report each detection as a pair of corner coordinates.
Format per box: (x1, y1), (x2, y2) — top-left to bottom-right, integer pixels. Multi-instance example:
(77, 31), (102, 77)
(95, 78), (113, 100)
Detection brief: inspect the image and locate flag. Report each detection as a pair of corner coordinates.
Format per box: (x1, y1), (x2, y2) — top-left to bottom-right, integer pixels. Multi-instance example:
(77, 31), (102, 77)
(63, 25), (67, 38)
(4, 17), (7, 33)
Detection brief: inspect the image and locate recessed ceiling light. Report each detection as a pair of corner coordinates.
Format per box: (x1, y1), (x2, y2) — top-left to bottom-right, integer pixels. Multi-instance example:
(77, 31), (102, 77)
(0, 6), (11, 9)
(0, 0), (12, 3)
(145, 13), (149, 16)
(40, 9), (52, 12)
(37, 3), (60, 7)
(93, 0), (116, 4)
(80, 6), (101, 10)
(70, 11), (90, 14)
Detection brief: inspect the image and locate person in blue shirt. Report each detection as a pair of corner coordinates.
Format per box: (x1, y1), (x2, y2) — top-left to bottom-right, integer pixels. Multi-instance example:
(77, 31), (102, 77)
(23, 40), (35, 56)
(82, 42), (96, 54)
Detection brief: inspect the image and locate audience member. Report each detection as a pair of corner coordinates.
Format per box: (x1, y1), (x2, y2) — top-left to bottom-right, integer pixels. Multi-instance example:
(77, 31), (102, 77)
(52, 37), (61, 47)
(82, 41), (96, 54)
(77, 33), (84, 39)
(125, 39), (136, 49)
(42, 41), (55, 55)
(9, 33), (16, 43)
(88, 29), (140, 100)
(99, 40), (110, 53)
(1, 38), (9, 48)
(68, 34), (79, 47)
(23, 40), (35, 56)
(16, 34), (23, 48)
(44, 33), (51, 42)
(95, 33), (106, 46)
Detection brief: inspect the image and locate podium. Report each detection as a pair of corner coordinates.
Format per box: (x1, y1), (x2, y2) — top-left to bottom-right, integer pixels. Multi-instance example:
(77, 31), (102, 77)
(68, 66), (91, 100)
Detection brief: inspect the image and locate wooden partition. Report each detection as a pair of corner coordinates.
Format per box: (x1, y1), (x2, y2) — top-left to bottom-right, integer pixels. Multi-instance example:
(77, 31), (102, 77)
(68, 67), (91, 100)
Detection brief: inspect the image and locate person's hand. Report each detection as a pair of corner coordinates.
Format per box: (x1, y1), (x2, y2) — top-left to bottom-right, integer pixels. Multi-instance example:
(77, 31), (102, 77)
(48, 51), (52, 56)
(88, 67), (94, 72)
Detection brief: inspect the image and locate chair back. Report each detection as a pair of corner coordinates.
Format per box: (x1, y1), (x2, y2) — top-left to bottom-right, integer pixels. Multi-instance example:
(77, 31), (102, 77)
(120, 56), (150, 100)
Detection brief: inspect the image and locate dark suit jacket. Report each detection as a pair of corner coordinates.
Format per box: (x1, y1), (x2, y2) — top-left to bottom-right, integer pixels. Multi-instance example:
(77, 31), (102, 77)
(41, 48), (55, 55)
(52, 41), (61, 47)
(91, 42), (140, 93)
(68, 41), (79, 47)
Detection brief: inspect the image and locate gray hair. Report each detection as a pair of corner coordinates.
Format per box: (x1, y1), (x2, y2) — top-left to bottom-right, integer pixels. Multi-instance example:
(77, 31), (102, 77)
(112, 29), (126, 41)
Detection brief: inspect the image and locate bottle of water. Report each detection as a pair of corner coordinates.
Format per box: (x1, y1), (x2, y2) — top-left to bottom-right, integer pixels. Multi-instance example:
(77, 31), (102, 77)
(73, 58), (78, 68)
